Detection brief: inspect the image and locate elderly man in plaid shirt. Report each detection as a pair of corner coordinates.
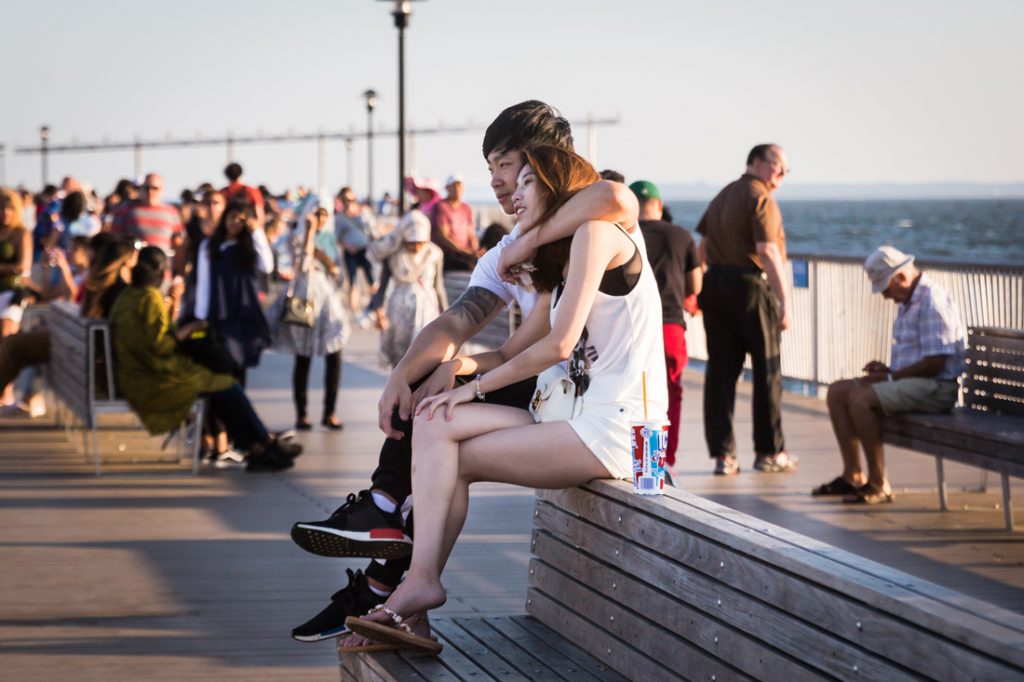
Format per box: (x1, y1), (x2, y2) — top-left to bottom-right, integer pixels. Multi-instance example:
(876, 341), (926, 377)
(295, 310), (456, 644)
(813, 246), (965, 505)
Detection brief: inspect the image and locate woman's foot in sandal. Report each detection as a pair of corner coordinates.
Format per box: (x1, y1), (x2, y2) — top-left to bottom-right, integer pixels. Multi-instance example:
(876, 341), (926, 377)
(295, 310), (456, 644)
(344, 577), (446, 654)
(295, 416), (313, 431)
(843, 483), (894, 505)
(345, 608), (441, 655)
(811, 475), (861, 496)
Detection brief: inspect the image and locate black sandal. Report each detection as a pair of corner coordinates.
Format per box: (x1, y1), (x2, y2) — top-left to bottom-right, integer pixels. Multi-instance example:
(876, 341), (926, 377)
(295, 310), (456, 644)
(843, 484), (894, 505)
(811, 476), (859, 496)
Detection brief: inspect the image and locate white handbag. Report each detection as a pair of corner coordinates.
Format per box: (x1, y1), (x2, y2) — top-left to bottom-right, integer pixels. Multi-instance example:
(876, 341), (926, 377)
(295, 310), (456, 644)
(529, 365), (580, 423)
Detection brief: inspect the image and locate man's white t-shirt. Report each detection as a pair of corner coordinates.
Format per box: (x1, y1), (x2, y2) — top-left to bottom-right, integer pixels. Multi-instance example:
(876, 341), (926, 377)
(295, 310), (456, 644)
(467, 225), (538, 319)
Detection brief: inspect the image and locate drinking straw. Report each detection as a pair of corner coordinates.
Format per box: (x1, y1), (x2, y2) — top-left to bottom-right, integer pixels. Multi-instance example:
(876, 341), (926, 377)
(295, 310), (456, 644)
(642, 371), (648, 421)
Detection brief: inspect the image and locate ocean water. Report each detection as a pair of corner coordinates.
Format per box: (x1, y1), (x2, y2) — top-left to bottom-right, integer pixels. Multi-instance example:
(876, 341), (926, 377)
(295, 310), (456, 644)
(663, 199), (1024, 265)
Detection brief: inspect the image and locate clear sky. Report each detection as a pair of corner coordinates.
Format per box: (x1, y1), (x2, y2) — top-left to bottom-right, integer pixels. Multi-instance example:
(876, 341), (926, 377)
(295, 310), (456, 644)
(3, 0), (1022, 200)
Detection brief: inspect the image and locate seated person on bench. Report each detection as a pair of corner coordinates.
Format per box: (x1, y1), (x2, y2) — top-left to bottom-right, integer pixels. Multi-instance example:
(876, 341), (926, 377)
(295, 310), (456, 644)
(814, 245), (965, 505)
(107, 246), (299, 473)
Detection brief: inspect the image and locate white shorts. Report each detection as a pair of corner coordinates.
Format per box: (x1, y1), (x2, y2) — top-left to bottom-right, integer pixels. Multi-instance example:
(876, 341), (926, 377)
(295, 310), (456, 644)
(566, 403), (634, 480)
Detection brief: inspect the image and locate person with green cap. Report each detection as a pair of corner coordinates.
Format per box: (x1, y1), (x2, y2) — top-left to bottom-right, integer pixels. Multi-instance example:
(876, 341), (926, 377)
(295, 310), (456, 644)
(629, 179), (702, 476)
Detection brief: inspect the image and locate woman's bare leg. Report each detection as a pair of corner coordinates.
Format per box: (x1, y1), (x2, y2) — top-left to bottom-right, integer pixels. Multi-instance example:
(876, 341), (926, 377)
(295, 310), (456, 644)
(365, 404), (609, 622)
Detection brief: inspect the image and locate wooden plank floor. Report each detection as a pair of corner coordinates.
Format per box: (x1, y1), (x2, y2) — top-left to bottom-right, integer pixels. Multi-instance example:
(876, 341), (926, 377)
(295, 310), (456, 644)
(1, 327), (1021, 679)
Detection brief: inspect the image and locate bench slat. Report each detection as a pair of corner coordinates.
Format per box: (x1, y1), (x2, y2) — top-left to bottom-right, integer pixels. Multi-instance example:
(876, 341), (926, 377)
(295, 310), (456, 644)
(446, 618), (577, 681)
(429, 619), (533, 681)
(532, 503), (917, 682)
(531, 527), (860, 681)
(340, 649), (428, 681)
(487, 616), (629, 682)
(537, 485), (1024, 678)
(578, 482), (1024, 644)
(527, 589), (710, 682)
(529, 552), (811, 682)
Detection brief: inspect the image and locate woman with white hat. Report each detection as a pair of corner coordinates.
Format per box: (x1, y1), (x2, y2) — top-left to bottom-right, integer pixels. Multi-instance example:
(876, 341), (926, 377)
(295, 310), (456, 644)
(370, 209), (447, 368)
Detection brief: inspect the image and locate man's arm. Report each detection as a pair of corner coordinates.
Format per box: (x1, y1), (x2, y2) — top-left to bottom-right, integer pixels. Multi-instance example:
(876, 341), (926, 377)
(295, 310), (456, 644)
(377, 285), (505, 437)
(498, 180), (638, 281)
(862, 355), (947, 384)
(755, 240), (790, 331)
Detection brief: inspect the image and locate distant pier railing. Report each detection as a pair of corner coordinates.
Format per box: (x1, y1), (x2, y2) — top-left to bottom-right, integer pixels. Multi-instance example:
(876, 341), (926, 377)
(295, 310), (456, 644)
(685, 253), (1024, 391)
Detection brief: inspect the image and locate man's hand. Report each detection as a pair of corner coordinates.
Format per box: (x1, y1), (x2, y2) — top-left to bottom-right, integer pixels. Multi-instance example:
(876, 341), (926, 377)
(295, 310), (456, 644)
(378, 375), (413, 439)
(862, 360), (888, 374)
(410, 360), (459, 412)
(498, 233), (537, 283)
(778, 300), (790, 332)
(860, 370), (889, 385)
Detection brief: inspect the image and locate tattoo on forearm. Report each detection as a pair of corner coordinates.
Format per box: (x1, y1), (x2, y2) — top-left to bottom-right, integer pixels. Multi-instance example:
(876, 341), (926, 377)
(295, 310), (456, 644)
(449, 286), (503, 326)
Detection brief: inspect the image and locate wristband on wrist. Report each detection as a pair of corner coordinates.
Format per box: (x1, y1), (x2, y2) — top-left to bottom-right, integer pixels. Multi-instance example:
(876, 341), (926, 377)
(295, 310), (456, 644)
(474, 374), (486, 401)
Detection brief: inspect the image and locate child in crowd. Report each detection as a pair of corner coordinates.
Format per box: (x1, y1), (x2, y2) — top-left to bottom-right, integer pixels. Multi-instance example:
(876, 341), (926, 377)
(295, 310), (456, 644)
(370, 210), (448, 368)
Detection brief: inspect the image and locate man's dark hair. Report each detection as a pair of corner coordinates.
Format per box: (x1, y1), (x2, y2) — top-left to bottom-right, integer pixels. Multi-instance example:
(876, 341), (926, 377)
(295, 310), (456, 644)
(224, 162), (244, 182)
(600, 169), (625, 183)
(746, 144), (778, 166)
(482, 100), (574, 159)
(131, 246), (167, 288)
(60, 191), (86, 222)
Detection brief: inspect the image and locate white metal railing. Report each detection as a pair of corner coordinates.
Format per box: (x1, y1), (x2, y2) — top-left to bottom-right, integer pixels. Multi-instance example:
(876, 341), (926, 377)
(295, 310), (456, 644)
(685, 254), (1024, 391)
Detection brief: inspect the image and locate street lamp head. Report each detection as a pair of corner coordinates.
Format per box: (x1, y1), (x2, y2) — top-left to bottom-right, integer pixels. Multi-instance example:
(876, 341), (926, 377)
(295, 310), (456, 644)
(40, 125), (50, 141)
(378, 0), (421, 27)
(364, 89), (378, 112)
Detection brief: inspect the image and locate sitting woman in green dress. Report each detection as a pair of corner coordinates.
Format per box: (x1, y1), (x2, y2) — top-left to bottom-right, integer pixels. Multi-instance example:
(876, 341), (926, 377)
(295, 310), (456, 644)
(108, 246), (298, 473)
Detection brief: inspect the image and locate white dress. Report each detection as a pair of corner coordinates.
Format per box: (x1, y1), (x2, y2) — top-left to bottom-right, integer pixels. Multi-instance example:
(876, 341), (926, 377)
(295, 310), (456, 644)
(552, 227), (668, 479)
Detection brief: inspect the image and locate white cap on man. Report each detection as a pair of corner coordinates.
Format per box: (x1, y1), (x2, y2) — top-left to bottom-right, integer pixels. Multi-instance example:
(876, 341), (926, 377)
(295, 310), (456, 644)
(445, 173), (465, 188)
(864, 245), (915, 293)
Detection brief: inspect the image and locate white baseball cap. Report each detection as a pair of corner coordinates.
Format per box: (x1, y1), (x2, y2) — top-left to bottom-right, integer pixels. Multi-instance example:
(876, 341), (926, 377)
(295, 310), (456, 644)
(864, 245), (914, 293)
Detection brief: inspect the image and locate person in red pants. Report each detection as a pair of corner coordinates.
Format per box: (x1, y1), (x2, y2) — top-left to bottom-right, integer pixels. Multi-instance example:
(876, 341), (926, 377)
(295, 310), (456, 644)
(629, 180), (702, 475)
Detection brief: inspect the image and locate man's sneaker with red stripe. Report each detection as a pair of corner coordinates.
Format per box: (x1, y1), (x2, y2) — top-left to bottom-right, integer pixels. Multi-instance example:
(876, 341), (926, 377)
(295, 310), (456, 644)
(291, 490), (411, 559)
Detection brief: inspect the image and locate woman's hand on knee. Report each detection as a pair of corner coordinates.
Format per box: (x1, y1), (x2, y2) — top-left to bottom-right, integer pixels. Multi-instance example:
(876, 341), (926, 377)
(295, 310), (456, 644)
(416, 382), (476, 422)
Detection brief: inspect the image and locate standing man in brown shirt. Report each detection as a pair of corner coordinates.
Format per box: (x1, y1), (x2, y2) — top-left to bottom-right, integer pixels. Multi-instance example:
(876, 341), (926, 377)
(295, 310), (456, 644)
(696, 144), (797, 476)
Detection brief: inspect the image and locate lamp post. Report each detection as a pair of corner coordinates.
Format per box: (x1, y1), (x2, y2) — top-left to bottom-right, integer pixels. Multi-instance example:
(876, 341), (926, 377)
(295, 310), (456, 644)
(363, 88), (377, 206)
(40, 125), (50, 187)
(379, 0), (421, 213)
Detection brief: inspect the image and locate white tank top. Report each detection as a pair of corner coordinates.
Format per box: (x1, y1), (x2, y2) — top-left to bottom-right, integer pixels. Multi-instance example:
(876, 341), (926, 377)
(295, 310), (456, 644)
(551, 226), (668, 423)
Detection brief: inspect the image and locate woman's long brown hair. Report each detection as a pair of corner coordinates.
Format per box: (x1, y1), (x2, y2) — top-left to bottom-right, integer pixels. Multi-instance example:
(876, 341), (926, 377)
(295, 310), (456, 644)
(81, 239), (136, 319)
(519, 145), (600, 292)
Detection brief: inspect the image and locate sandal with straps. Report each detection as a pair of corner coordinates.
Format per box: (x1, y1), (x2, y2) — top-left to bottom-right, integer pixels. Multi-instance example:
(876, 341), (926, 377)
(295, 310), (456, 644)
(811, 476), (860, 496)
(344, 605), (443, 655)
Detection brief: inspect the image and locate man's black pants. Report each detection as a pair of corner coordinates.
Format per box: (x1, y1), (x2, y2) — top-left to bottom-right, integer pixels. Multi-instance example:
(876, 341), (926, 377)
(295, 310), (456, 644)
(364, 374), (536, 587)
(697, 269), (785, 459)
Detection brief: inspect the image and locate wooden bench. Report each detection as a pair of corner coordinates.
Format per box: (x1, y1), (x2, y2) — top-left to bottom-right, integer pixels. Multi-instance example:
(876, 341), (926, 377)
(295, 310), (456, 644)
(45, 301), (203, 476)
(341, 478), (1024, 680)
(882, 326), (1024, 530)
(528, 481), (1024, 681)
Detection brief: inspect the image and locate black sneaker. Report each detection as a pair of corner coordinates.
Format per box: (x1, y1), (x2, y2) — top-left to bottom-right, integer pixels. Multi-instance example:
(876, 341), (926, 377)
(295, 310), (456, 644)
(271, 436), (303, 460)
(246, 449), (294, 473)
(291, 568), (383, 642)
(291, 490), (411, 559)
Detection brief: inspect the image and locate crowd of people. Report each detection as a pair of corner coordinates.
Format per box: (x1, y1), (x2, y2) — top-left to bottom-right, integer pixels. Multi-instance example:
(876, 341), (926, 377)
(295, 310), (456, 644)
(0, 99), (970, 654)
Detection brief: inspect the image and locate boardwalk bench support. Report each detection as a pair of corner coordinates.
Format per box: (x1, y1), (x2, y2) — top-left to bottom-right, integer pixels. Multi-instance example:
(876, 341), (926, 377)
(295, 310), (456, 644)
(46, 301), (203, 476)
(882, 326), (1024, 531)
